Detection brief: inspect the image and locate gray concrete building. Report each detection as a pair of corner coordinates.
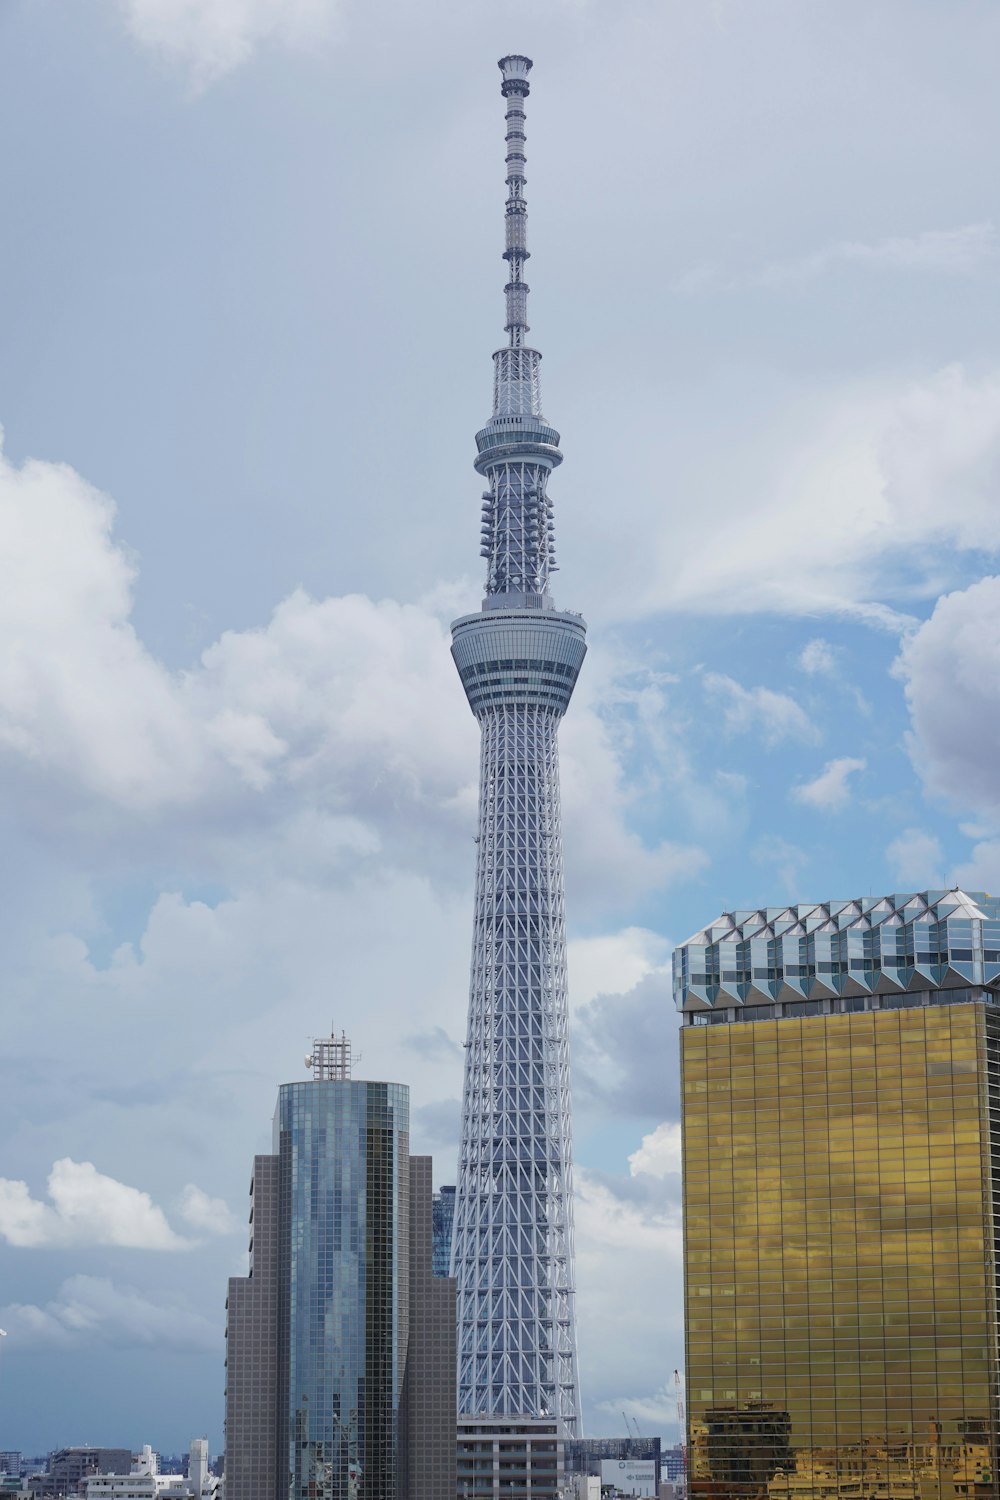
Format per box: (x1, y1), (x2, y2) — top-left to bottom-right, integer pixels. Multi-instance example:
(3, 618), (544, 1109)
(224, 1033), (456, 1500)
(47, 1451), (133, 1498)
(456, 1420), (561, 1500)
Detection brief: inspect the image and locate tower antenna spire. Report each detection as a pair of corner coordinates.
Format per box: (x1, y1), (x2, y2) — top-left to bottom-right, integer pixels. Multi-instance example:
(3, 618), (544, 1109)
(476, 55), (563, 606)
(499, 54), (532, 349)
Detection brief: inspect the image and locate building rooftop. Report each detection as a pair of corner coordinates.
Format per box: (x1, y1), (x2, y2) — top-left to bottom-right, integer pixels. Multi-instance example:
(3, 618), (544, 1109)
(674, 887), (1000, 1018)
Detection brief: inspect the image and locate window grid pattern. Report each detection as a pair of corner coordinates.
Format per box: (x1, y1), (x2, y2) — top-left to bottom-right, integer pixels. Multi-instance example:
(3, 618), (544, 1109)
(681, 1004), (999, 1498)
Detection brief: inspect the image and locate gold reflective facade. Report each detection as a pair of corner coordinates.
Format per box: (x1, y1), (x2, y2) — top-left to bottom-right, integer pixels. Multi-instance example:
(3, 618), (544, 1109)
(681, 1003), (1000, 1499)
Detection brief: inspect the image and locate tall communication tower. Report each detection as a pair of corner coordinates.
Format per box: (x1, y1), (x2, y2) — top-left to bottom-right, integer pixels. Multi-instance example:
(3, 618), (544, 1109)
(450, 55), (585, 1439)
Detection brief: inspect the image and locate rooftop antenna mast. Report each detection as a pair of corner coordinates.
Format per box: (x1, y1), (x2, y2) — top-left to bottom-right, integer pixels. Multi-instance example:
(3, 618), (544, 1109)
(305, 1029), (351, 1081)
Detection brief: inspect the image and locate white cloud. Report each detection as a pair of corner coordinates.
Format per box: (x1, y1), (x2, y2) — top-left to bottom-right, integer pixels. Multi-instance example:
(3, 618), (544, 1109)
(597, 1385), (683, 1440)
(0, 1275), (218, 1351)
(574, 1169), (684, 1427)
(751, 223), (998, 287)
(791, 755), (866, 811)
(628, 1121), (682, 1180)
(177, 1184), (241, 1236)
(752, 834), (810, 898)
(798, 638), (837, 676)
(568, 928), (672, 1010)
(896, 575), (1000, 820)
(703, 672), (818, 747)
(118, 0), (339, 83)
(0, 1160), (188, 1250)
(886, 828), (945, 888)
(0, 443), (205, 809)
(644, 366), (1000, 625)
(0, 436), (685, 915)
(954, 840), (1000, 893)
(570, 930), (680, 1121)
(678, 225), (998, 295)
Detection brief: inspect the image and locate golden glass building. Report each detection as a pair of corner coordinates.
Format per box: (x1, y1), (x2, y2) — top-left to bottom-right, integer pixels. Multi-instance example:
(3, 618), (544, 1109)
(674, 890), (1000, 1500)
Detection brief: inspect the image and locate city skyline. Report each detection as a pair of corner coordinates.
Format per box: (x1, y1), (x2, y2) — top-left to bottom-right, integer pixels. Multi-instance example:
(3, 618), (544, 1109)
(2, 0), (1000, 1455)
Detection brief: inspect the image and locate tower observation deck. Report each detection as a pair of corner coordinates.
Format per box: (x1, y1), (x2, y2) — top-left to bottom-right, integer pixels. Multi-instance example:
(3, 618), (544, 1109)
(450, 55), (584, 1438)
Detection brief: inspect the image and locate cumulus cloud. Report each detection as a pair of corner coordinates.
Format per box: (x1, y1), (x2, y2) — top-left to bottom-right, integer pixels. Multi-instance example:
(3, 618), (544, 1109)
(569, 928), (672, 1010)
(703, 673), (818, 747)
(954, 840), (1000, 893)
(571, 930), (680, 1121)
(897, 575), (1000, 821)
(574, 1168), (684, 1422)
(177, 1184), (240, 1236)
(0, 434), (472, 818)
(649, 366), (1000, 624)
(0, 444), (204, 808)
(628, 1121), (682, 1180)
(0, 1275), (218, 1351)
(886, 828), (945, 888)
(791, 755), (866, 811)
(0, 1160), (188, 1250)
(0, 436), (685, 915)
(119, 0), (339, 83)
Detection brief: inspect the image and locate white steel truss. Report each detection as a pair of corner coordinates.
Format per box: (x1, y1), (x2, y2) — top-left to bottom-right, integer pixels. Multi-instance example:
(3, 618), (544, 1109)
(450, 54), (584, 1440)
(453, 704), (579, 1430)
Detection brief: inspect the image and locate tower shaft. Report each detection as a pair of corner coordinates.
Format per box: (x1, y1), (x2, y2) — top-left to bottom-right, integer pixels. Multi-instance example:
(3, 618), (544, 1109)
(451, 55), (584, 1439)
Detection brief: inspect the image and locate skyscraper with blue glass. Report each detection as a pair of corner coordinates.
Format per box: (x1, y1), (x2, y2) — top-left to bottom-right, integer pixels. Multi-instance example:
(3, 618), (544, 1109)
(431, 1185), (455, 1278)
(225, 1033), (456, 1500)
(450, 54), (584, 1441)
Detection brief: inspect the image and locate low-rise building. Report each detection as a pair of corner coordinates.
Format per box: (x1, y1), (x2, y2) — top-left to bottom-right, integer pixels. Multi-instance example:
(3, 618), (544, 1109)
(84, 1444), (215, 1500)
(49, 1450), (133, 1498)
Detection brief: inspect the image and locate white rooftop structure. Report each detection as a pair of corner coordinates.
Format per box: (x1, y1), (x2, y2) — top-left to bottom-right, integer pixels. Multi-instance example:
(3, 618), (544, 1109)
(83, 1446), (215, 1500)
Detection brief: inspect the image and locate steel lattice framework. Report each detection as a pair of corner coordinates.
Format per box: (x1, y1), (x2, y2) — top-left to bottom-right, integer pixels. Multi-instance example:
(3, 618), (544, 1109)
(449, 55), (585, 1436)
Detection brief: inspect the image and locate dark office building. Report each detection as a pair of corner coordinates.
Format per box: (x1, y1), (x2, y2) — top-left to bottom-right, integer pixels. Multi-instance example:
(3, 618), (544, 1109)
(225, 1034), (456, 1500)
(431, 1185), (455, 1278)
(403, 1160), (457, 1496)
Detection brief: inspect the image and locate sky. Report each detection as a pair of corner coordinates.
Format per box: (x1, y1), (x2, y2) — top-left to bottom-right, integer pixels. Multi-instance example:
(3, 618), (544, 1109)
(2, 0), (1000, 1458)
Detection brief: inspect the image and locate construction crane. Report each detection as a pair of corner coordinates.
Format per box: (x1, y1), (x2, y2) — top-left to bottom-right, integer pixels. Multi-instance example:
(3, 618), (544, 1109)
(674, 1369), (687, 1472)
